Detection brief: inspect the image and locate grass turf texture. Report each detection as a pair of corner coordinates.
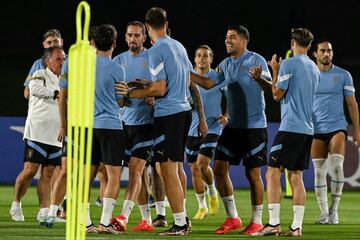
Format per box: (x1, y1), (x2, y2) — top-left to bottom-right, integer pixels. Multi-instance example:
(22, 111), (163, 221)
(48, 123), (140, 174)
(0, 186), (359, 239)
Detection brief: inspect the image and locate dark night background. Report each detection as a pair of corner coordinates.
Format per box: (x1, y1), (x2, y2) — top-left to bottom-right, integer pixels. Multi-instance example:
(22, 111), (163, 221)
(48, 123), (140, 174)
(1, 0), (359, 121)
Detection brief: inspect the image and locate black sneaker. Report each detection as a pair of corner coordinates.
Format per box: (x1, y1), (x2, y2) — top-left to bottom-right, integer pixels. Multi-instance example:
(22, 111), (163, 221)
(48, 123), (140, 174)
(186, 216), (192, 232)
(95, 196), (103, 207)
(158, 224), (189, 236)
(152, 215), (168, 227)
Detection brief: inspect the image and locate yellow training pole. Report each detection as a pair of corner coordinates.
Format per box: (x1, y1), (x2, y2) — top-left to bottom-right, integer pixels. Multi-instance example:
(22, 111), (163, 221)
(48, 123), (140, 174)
(284, 49), (293, 199)
(66, 1), (96, 240)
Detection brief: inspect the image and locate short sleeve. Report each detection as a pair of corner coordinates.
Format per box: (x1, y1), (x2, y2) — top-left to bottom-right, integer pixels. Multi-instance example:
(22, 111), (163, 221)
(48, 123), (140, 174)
(343, 70), (355, 96)
(276, 60), (292, 90)
(148, 48), (166, 81)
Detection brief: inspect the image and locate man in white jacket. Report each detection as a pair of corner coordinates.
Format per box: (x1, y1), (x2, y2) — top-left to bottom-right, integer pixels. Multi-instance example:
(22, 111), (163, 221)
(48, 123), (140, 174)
(10, 46), (65, 222)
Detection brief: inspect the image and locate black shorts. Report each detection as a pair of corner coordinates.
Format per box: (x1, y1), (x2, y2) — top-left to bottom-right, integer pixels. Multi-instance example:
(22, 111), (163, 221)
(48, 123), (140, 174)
(123, 124), (153, 162)
(269, 131), (313, 171)
(153, 110), (192, 162)
(313, 129), (347, 143)
(214, 127), (268, 168)
(186, 134), (220, 163)
(24, 139), (62, 166)
(92, 129), (126, 166)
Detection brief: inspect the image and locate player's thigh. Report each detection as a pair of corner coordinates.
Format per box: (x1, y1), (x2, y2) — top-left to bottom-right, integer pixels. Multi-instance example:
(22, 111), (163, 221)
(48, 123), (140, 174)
(311, 138), (328, 158)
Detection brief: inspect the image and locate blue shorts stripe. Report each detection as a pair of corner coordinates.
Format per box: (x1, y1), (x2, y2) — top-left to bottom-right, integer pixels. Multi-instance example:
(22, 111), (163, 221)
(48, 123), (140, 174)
(132, 139), (154, 152)
(200, 142), (217, 149)
(270, 144), (282, 153)
(48, 150), (62, 159)
(27, 140), (47, 158)
(244, 142), (265, 158)
(185, 148), (199, 156)
(216, 144), (235, 158)
(153, 135), (165, 147)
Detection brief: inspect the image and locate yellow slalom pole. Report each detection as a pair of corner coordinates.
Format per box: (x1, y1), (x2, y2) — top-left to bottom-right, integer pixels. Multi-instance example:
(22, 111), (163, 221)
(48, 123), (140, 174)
(66, 1), (96, 240)
(284, 49), (293, 199)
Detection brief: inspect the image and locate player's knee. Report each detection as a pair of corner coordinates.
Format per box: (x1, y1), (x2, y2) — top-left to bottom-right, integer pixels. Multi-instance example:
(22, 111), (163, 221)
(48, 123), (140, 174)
(288, 171), (303, 186)
(191, 163), (201, 174)
(313, 158), (327, 182)
(330, 154), (344, 180)
(23, 164), (39, 178)
(245, 167), (261, 182)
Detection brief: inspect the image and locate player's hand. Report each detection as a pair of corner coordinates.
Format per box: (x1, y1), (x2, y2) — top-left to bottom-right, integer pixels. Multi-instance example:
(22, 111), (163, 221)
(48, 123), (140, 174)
(145, 97), (155, 106)
(218, 114), (228, 126)
(249, 65), (262, 81)
(353, 131), (360, 148)
(115, 81), (130, 96)
(268, 54), (282, 72)
(58, 127), (66, 142)
(198, 119), (208, 138)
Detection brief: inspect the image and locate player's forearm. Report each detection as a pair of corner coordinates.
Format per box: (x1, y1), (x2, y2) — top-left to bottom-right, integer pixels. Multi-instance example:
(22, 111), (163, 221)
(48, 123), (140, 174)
(190, 72), (216, 90)
(348, 101), (360, 131)
(271, 71), (282, 101)
(128, 85), (165, 99)
(255, 77), (272, 93)
(190, 83), (206, 122)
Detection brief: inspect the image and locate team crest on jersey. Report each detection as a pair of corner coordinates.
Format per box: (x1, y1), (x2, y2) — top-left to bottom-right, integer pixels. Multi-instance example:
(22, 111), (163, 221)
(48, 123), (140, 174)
(143, 60), (149, 69)
(333, 75), (339, 82)
(26, 149), (34, 159)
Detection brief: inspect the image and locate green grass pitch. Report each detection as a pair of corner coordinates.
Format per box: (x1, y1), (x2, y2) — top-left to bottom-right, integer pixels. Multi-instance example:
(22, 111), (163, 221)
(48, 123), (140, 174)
(0, 186), (359, 239)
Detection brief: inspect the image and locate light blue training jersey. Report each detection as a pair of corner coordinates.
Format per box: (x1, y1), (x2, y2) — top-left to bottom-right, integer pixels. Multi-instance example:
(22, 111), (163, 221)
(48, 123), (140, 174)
(148, 36), (192, 117)
(24, 58), (44, 86)
(313, 65), (355, 133)
(94, 56), (125, 130)
(113, 49), (154, 125)
(276, 54), (320, 135)
(216, 50), (272, 129)
(188, 69), (225, 136)
(59, 59), (68, 89)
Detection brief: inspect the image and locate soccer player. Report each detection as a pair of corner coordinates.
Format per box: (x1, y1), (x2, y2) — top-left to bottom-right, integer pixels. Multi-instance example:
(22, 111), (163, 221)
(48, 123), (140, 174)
(255, 28), (320, 237)
(23, 29), (64, 100)
(10, 46), (65, 222)
(113, 7), (192, 236)
(186, 45), (226, 220)
(112, 20), (155, 232)
(191, 25), (272, 235)
(311, 40), (360, 224)
(88, 24), (127, 234)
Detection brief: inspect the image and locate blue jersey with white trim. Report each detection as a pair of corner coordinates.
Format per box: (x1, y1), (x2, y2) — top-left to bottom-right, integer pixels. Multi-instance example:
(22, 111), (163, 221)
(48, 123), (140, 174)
(216, 50), (271, 129)
(113, 49), (154, 125)
(276, 54), (320, 135)
(188, 69), (224, 136)
(94, 56), (125, 130)
(313, 65), (355, 133)
(148, 36), (191, 117)
(24, 58), (44, 86)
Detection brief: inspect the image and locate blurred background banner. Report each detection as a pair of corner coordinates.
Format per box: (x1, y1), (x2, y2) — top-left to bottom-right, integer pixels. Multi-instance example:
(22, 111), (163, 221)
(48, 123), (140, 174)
(2, 117), (359, 190)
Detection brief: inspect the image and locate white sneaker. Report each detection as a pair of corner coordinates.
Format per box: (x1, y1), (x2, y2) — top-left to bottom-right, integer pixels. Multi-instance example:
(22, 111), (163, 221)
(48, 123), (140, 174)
(37, 208), (49, 222)
(10, 207), (25, 221)
(315, 213), (329, 224)
(329, 210), (339, 224)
